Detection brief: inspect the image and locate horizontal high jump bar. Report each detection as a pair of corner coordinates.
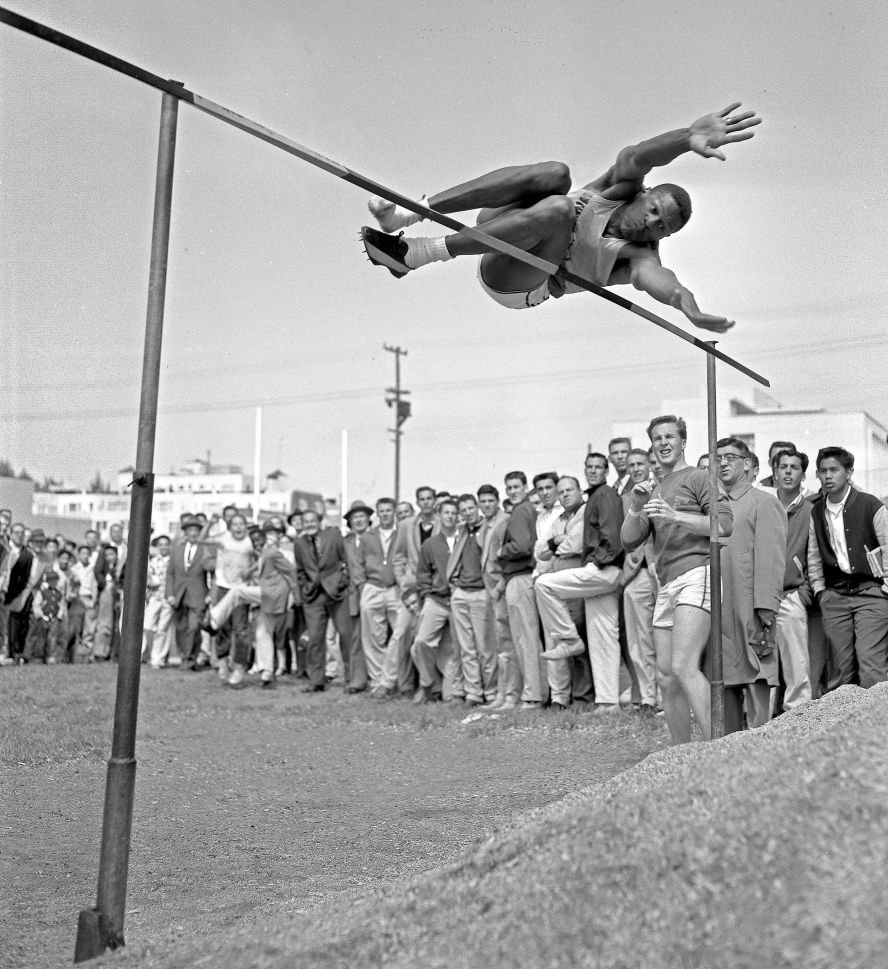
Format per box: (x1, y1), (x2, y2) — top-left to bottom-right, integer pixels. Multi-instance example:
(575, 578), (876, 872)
(0, 5), (769, 388)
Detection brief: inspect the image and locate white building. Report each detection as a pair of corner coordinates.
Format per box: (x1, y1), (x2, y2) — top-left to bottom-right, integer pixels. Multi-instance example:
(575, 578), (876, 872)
(116, 458), (246, 495)
(611, 384), (888, 498)
(35, 459), (326, 540)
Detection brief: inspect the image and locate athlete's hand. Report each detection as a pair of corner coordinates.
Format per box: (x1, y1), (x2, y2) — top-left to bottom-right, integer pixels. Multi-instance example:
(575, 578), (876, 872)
(689, 103), (761, 161)
(676, 289), (736, 332)
(686, 310), (736, 333)
(644, 496), (679, 523)
(629, 480), (654, 512)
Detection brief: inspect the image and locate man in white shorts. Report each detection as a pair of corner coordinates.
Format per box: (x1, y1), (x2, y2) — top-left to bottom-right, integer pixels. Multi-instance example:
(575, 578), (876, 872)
(361, 104), (760, 334)
(621, 415), (733, 744)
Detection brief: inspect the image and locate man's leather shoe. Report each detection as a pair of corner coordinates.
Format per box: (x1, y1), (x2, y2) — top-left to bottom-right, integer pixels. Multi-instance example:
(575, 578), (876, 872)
(302, 683), (325, 693)
(346, 685), (367, 694)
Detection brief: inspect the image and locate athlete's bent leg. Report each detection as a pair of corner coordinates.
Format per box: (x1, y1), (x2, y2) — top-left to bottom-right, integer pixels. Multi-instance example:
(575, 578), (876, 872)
(368, 162), (572, 233)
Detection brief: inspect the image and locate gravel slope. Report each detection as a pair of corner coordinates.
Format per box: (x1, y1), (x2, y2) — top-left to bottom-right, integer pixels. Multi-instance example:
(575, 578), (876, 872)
(94, 683), (888, 969)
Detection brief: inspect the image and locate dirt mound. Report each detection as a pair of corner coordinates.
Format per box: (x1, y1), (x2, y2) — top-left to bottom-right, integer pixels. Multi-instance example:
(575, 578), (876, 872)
(108, 683), (888, 969)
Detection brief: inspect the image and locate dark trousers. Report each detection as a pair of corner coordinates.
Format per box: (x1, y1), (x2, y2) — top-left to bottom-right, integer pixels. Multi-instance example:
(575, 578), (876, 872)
(807, 609), (829, 699)
(289, 605), (307, 675)
(349, 609), (368, 690)
(174, 604), (204, 664)
(8, 604), (31, 659)
(25, 618), (63, 662)
(303, 593), (352, 688)
(820, 586), (888, 690)
(570, 610), (595, 703)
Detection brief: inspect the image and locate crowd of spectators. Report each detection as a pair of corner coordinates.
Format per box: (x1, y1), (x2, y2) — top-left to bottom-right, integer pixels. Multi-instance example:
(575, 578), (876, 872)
(2, 416), (886, 744)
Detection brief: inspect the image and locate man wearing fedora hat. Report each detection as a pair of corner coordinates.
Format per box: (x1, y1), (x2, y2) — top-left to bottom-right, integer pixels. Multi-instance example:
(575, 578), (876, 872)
(165, 516), (210, 670)
(342, 501), (373, 693)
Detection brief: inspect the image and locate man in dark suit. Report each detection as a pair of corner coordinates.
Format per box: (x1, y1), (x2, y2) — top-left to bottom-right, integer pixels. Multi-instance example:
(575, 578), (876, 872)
(165, 516), (210, 670)
(4, 522), (38, 663)
(292, 509), (354, 692)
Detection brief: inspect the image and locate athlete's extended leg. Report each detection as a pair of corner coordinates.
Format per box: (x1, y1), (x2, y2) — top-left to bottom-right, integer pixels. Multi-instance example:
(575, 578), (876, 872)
(363, 192), (575, 289)
(368, 161), (571, 232)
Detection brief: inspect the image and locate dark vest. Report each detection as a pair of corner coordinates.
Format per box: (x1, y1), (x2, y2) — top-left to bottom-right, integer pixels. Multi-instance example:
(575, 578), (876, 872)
(810, 488), (882, 590)
(4, 547), (34, 606)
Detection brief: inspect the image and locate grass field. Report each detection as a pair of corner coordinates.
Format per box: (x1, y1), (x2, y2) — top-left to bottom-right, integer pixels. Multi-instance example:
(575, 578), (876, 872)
(0, 664), (666, 969)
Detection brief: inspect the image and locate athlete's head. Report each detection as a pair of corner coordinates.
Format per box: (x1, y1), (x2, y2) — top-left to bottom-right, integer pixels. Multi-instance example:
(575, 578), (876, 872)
(617, 184), (691, 243)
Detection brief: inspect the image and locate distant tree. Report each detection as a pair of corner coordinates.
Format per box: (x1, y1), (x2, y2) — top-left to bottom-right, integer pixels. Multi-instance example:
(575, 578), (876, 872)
(16, 467), (32, 481)
(0, 458), (14, 477)
(87, 471), (109, 494)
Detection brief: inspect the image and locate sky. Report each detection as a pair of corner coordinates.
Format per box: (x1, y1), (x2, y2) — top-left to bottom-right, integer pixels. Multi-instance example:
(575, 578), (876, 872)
(2, 0), (886, 503)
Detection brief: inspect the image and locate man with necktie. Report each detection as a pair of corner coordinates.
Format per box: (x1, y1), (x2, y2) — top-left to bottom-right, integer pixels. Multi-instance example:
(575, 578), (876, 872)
(165, 516), (210, 670)
(293, 509), (354, 692)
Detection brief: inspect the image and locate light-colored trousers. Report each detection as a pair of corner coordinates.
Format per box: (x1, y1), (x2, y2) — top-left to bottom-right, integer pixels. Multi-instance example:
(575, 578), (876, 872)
(410, 596), (462, 698)
(535, 561), (621, 705)
(380, 600), (417, 692)
(325, 618), (342, 679)
(504, 573), (547, 703)
(360, 583), (401, 688)
(775, 589), (812, 709)
(144, 596), (175, 666)
(450, 587), (497, 701)
(488, 591), (521, 701)
(254, 610), (284, 674)
(623, 566), (658, 706)
(209, 584), (261, 627)
(93, 586), (118, 659)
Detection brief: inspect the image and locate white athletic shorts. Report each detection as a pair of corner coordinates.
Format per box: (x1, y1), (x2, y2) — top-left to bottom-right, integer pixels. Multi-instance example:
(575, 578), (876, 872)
(477, 262), (550, 310)
(652, 563), (711, 629)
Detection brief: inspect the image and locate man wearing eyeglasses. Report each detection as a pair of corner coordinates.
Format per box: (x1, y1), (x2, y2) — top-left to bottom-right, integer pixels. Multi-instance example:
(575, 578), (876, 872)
(716, 437), (787, 732)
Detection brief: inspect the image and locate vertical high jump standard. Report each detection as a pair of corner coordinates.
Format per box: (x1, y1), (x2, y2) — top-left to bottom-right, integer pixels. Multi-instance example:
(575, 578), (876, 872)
(0, 6), (766, 961)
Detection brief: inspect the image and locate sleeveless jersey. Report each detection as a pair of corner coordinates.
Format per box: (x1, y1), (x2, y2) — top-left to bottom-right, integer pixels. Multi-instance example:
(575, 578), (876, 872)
(549, 189), (655, 298)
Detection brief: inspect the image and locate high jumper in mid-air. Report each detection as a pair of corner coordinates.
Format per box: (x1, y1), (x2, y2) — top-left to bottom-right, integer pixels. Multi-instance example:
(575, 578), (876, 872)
(361, 104), (761, 333)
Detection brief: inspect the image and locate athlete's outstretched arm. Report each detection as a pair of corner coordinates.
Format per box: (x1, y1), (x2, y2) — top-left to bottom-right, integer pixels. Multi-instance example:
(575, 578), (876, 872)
(629, 255), (735, 333)
(588, 103), (761, 196)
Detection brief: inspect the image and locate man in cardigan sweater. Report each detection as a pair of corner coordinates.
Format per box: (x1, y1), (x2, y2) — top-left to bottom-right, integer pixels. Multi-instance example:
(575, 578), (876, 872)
(358, 498), (404, 696)
(808, 447), (888, 690)
(449, 494), (496, 705)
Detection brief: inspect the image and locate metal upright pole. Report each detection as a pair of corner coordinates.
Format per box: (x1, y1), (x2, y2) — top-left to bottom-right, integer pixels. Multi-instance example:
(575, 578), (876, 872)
(75, 88), (180, 962)
(384, 344), (409, 503)
(706, 343), (725, 739)
(393, 350), (401, 503)
(253, 405), (262, 522)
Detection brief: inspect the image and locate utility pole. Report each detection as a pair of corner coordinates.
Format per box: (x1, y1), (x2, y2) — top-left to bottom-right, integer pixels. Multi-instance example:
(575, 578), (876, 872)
(384, 344), (411, 502)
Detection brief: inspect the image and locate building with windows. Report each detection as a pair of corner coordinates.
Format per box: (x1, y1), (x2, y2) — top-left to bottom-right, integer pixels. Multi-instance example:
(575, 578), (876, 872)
(33, 458), (327, 539)
(611, 384), (888, 499)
